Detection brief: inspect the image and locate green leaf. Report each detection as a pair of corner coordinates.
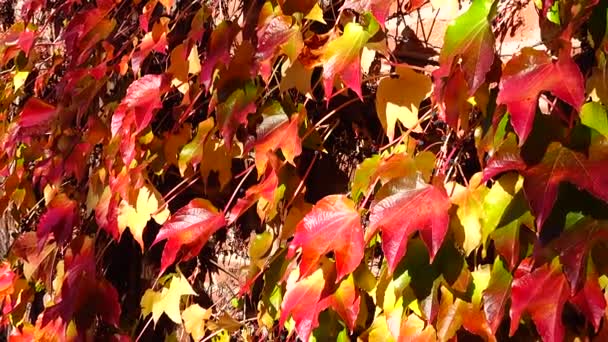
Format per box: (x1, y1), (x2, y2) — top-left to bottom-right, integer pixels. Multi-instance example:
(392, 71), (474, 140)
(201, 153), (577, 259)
(580, 102), (608, 138)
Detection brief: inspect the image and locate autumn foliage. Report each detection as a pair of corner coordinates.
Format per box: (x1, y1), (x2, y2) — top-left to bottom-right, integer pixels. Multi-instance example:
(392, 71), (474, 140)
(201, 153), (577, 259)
(1, 0), (608, 340)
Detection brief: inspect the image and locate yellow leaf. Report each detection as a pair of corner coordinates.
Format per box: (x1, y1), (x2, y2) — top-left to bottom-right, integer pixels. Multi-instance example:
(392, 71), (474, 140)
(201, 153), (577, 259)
(13, 71), (29, 90)
(188, 45), (201, 75)
(140, 273), (197, 325)
(117, 184), (170, 249)
(304, 3), (326, 24)
(280, 59), (312, 95)
(449, 173), (487, 255)
(182, 304), (212, 341)
(376, 65), (432, 141)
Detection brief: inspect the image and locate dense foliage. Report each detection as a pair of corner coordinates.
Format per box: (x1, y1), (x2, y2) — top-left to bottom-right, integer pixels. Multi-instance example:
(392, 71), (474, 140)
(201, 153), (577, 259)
(1, 0), (608, 340)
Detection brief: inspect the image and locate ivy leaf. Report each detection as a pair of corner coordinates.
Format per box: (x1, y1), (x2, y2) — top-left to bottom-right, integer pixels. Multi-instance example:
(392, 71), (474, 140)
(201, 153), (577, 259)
(37, 194), (79, 247)
(152, 199), (227, 274)
(483, 142), (608, 230)
(510, 259), (570, 342)
(368, 177), (451, 272)
(321, 19), (378, 100)
(498, 48), (585, 144)
(318, 274), (360, 332)
(140, 272), (196, 325)
(280, 268), (326, 342)
(288, 195), (364, 282)
(5, 97), (57, 151)
(131, 18), (169, 74)
(483, 257), (512, 334)
(216, 82), (258, 147)
(182, 304), (212, 341)
(449, 173), (488, 255)
(111, 74), (169, 163)
(117, 184), (170, 250)
(178, 118), (215, 175)
(570, 267), (606, 332)
(580, 101), (608, 138)
(200, 21), (240, 89)
(439, 0), (495, 93)
(42, 237), (121, 331)
(254, 103), (302, 174)
(376, 65), (432, 141)
(549, 218), (608, 290)
(228, 168), (284, 224)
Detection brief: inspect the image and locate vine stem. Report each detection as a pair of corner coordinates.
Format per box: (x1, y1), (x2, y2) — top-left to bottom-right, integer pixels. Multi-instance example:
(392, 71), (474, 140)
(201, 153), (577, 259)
(223, 165), (255, 215)
(284, 152), (318, 214)
(135, 316), (154, 342)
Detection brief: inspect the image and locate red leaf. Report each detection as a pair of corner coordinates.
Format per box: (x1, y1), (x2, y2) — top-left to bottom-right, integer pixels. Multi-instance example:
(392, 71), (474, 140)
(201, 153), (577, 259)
(256, 13), (298, 61)
(550, 218), (608, 289)
(216, 83), (258, 147)
(319, 275), (360, 332)
(200, 21), (240, 89)
(288, 195), (363, 282)
(253, 106), (302, 174)
(497, 48), (585, 143)
(280, 269), (326, 342)
(42, 238), (121, 332)
(153, 199), (227, 274)
(433, 65), (469, 129)
(509, 259), (570, 342)
(111, 74), (169, 163)
(5, 97), (57, 151)
(131, 18), (169, 74)
(570, 269), (606, 332)
(37, 194), (79, 247)
(368, 178), (451, 272)
(483, 258), (513, 334)
(228, 168), (281, 224)
(483, 143), (608, 230)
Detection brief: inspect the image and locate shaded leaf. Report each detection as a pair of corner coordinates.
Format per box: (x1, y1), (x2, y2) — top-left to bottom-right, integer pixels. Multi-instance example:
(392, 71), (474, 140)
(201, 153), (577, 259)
(321, 19), (378, 100)
(319, 274), (360, 332)
(216, 82), (258, 147)
(580, 101), (608, 138)
(152, 199), (227, 274)
(280, 268), (326, 342)
(37, 194), (78, 247)
(498, 48), (585, 143)
(483, 257), (512, 334)
(140, 272), (196, 324)
(510, 259), (570, 342)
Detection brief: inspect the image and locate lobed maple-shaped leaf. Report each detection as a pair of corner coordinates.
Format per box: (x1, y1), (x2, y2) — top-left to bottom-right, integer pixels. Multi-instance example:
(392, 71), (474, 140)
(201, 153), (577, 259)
(5, 97), (57, 151)
(484, 142), (608, 230)
(280, 268), (326, 342)
(570, 267), (606, 332)
(200, 21), (240, 89)
(483, 257), (513, 334)
(321, 18), (378, 100)
(37, 194), (79, 248)
(42, 237), (121, 332)
(178, 118), (215, 175)
(253, 103), (302, 174)
(318, 274), (360, 332)
(550, 218), (608, 290)
(111, 74), (169, 163)
(131, 18), (169, 74)
(340, 0), (396, 27)
(216, 82), (258, 147)
(152, 198), (227, 274)
(368, 177), (451, 272)
(497, 48), (585, 143)
(228, 168), (283, 224)
(376, 65), (432, 141)
(140, 272), (196, 325)
(288, 195), (363, 282)
(117, 184), (170, 250)
(510, 259), (570, 342)
(438, 0), (495, 93)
